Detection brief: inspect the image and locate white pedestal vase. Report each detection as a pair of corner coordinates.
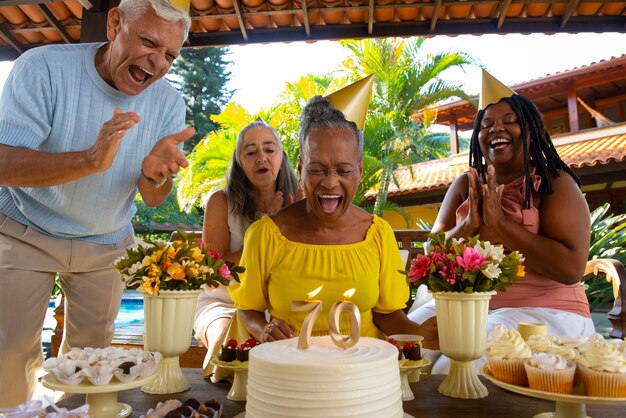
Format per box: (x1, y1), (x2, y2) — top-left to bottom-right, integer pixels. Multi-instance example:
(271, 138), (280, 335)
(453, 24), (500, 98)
(433, 291), (495, 399)
(141, 289), (200, 394)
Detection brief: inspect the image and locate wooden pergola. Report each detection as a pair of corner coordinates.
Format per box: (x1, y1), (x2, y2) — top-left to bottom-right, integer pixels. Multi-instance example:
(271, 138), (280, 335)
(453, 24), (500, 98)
(0, 0), (624, 61)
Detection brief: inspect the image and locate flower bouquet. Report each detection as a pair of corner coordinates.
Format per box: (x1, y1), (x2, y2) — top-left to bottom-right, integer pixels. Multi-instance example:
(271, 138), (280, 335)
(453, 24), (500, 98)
(114, 230), (244, 394)
(115, 230), (244, 295)
(406, 232), (525, 293)
(404, 232), (525, 399)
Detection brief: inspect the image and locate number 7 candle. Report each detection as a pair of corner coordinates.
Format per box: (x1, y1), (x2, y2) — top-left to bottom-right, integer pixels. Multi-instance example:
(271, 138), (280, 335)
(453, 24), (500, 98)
(291, 285), (323, 349)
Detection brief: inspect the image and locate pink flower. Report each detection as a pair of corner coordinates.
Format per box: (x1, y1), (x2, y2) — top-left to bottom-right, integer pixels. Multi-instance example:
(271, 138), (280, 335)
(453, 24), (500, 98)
(219, 263), (231, 278)
(456, 247), (488, 272)
(439, 261), (457, 285)
(208, 249), (222, 260)
(408, 254), (431, 282)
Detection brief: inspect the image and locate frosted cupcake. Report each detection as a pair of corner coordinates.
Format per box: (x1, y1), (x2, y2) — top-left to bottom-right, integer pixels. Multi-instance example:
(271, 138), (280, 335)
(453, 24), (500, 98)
(486, 327), (532, 386)
(527, 335), (579, 362)
(577, 335), (626, 397)
(524, 353), (576, 394)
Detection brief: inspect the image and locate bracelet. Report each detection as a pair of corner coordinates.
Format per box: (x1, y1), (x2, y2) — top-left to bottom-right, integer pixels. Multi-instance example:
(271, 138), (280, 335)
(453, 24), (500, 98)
(141, 169), (168, 188)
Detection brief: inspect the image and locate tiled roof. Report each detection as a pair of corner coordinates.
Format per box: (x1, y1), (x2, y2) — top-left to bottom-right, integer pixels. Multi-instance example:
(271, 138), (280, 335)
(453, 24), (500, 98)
(0, 1), (625, 60)
(379, 124), (626, 198)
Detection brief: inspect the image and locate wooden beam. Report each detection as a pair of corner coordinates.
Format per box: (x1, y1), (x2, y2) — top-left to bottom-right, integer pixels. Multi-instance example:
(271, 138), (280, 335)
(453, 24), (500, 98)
(368, 0), (374, 35)
(561, 0), (581, 28)
(302, 0), (311, 37)
(76, 0), (94, 10)
(497, 0), (512, 30)
(0, 24), (26, 54)
(185, 16), (626, 47)
(232, 0), (248, 41)
(430, 0), (442, 32)
(449, 112), (459, 154)
(37, 3), (74, 44)
(567, 83), (579, 133)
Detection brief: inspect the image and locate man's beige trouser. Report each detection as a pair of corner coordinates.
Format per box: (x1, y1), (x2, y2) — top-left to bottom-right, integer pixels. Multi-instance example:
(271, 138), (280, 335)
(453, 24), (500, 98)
(0, 213), (133, 407)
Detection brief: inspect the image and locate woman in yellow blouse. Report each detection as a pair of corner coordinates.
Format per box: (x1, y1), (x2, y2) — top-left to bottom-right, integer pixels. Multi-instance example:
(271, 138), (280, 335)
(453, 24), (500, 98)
(229, 95), (438, 349)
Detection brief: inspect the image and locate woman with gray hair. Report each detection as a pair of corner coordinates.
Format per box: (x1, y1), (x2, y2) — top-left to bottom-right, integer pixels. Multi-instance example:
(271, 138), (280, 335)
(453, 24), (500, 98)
(194, 119), (298, 371)
(229, 96), (438, 349)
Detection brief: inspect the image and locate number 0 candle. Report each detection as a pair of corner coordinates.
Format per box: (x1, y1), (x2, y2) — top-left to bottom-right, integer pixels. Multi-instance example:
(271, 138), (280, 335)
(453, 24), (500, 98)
(329, 288), (361, 349)
(291, 285), (323, 349)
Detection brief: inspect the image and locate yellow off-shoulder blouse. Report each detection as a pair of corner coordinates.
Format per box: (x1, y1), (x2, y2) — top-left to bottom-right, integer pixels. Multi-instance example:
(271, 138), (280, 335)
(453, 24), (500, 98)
(228, 215), (408, 338)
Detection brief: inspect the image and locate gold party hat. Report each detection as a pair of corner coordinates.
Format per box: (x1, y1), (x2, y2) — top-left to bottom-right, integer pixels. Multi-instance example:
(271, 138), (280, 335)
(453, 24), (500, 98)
(325, 75), (374, 130)
(479, 69), (516, 110)
(170, 0), (190, 12)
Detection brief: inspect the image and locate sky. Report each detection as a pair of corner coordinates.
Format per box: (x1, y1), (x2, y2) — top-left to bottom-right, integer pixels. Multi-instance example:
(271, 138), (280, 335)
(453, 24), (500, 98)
(224, 32), (626, 113)
(0, 32), (624, 113)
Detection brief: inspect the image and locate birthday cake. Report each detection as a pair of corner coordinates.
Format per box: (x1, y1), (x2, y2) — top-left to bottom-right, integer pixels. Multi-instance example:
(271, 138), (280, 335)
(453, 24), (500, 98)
(245, 336), (403, 418)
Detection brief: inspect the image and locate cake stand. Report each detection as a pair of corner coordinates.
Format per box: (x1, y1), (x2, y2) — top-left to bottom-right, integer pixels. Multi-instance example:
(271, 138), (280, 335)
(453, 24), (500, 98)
(41, 374), (156, 418)
(399, 358), (431, 401)
(210, 359), (248, 401)
(480, 364), (626, 418)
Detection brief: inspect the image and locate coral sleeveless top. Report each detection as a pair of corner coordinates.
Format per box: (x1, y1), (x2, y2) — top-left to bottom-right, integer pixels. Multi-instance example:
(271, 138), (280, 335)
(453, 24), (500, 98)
(456, 173), (590, 318)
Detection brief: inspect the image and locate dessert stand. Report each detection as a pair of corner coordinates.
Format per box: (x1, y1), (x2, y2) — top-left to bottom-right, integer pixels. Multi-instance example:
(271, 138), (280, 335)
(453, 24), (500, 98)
(480, 364), (626, 418)
(210, 359), (248, 401)
(41, 374), (155, 418)
(399, 358), (431, 401)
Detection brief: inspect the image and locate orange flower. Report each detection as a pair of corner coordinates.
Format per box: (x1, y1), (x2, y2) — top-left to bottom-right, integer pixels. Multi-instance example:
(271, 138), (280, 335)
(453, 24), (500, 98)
(191, 247), (203, 263)
(161, 257), (172, 271)
(138, 276), (160, 296)
(166, 263), (187, 281)
(146, 263), (162, 278)
(166, 246), (178, 260)
(516, 265), (525, 277)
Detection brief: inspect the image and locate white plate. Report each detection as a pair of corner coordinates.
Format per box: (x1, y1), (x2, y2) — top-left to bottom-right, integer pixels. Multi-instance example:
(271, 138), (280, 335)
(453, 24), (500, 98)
(480, 364), (626, 405)
(233, 414), (415, 418)
(41, 373), (155, 394)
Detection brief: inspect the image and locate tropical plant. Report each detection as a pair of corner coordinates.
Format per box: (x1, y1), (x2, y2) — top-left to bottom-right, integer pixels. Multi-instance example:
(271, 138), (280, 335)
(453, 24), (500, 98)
(176, 75), (331, 213)
(336, 38), (479, 215)
(167, 47), (232, 152)
(584, 203), (626, 308)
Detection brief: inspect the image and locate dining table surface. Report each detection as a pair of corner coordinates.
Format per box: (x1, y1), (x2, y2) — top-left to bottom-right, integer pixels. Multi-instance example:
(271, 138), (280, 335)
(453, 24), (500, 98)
(50, 368), (626, 418)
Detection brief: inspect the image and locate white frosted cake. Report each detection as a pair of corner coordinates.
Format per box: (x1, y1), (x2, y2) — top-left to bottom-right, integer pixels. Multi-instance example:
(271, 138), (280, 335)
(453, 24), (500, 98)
(246, 336), (403, 418)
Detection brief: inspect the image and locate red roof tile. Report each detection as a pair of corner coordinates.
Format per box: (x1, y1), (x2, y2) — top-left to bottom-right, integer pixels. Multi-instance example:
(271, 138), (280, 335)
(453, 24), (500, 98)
(378, 124), (626, 198)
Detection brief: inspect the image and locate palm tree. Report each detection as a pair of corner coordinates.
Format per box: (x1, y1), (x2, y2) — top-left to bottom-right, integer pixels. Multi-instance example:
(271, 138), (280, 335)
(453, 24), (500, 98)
(176, 75), (332, 213)
(337, 38), (479, 216)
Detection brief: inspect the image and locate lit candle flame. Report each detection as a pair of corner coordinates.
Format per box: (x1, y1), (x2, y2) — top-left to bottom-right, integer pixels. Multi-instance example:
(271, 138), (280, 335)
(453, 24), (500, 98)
(306, 285), (323, 300)
(342, 288), (355, 301)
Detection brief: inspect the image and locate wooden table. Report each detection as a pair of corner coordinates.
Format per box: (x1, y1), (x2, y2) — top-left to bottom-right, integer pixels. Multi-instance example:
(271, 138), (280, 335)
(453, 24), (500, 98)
(52, 368), (626, 418)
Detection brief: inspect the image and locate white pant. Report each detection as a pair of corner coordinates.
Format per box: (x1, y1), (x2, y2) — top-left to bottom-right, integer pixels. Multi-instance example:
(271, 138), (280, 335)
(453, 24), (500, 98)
(0, 214), (133, 407)
(409, 299), (596, 374)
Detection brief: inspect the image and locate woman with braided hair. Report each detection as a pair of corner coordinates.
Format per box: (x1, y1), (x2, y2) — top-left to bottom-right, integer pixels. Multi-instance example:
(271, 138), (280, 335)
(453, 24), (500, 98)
(409, 70), (594, 373)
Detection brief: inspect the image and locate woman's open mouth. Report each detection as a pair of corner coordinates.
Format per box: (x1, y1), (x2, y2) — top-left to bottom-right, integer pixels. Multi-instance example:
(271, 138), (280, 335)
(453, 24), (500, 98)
(318, 194), (343, 214)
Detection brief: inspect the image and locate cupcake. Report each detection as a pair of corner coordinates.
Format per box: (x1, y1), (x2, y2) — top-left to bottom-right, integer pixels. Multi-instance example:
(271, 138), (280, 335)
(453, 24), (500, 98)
(527, 334), (579, 362)
(524, 353), (576, 394)
(219, 338), (237, 362)
(402, 342), (421, 360)
(236, 341), (253, 362)
(577, 335), (626, 397)
(485, 327), (532, 386)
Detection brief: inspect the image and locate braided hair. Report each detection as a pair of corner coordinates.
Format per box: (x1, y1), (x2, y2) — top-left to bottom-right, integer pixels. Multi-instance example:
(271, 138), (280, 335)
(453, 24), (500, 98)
(469, 94), (580, 209)
(298, 95), (364, 159)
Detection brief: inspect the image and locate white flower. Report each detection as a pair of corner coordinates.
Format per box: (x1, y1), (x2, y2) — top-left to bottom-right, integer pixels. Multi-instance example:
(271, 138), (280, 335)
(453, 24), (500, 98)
(128, 261), (143, 275)
(451, 237), (465, 246)
(200, 266), (215, 275)
(483, 263), (501, 279)
(475, 241), (505, 262)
